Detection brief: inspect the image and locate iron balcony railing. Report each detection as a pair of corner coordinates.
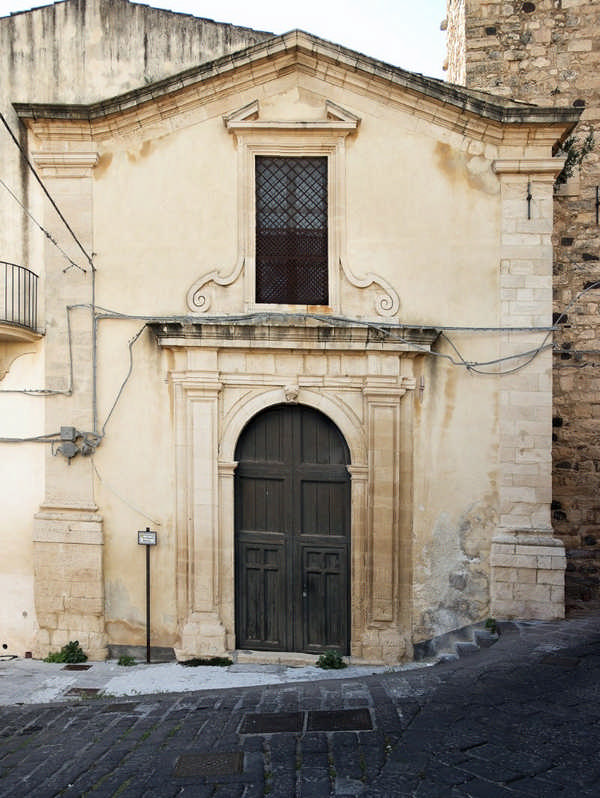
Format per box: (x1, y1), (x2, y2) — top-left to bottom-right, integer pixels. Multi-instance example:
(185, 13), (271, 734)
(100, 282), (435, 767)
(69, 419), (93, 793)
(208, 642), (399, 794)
(1, 261), (38, 332)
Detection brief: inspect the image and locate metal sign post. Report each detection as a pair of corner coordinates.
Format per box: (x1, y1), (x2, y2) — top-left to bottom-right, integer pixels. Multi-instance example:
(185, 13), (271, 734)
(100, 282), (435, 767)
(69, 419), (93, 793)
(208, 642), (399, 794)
(137, 527), (157, 663)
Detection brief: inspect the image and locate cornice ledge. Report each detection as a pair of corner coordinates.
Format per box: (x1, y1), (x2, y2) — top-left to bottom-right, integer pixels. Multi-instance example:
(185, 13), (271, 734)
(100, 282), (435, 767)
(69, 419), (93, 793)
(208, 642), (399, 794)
(13, 31), (581, 136)
(339, 257), (400, 317)
(492, 157), (566, 176)
(186, 257), (245, 313)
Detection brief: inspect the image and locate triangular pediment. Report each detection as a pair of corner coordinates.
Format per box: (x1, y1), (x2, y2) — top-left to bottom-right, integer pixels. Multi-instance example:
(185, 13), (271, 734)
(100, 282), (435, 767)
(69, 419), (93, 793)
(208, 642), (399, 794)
(15, 29), (579, 148)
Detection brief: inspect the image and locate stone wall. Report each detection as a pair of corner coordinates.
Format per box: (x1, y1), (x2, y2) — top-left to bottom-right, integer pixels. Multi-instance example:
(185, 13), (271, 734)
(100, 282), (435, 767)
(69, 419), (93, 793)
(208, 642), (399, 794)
(445, 0), (600, 602)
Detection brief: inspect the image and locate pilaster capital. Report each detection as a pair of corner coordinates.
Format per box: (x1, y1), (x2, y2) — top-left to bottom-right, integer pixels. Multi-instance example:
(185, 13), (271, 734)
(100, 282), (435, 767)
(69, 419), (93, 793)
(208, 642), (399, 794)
(492, 158), (565, 179)
(363, 375), (416, 400)
(347, 464), (368, 481)
(31, 150), (99, 178)
(168, 370), (223, 396)
(218, 461), (238, 478)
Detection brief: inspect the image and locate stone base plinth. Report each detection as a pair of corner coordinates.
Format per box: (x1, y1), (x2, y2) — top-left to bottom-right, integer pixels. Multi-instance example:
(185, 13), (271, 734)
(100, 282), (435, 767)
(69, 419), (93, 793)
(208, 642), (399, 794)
(491, 531), (566, 620)
(351, 628), (410, 664)
(33, 504), (108, 660)
(175, 612), (228, 661)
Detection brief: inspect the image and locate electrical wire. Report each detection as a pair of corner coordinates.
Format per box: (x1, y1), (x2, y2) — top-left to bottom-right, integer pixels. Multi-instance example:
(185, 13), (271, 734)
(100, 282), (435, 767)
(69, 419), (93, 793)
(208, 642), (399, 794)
(0, 177), (84, 273)
(92, 459), (161, 526)
(100, 325), (145, 437)
(93, 307), (555, 334)
(0, 431), (61, 443)
(90, 307), (564, 376)
(2, 276), (599, 442)
(0, 110), (94, 272)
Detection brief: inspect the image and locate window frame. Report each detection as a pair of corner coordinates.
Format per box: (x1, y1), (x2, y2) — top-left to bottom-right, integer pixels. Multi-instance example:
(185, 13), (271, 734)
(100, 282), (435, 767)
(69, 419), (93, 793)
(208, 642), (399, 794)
(231, 134), (347, 314)
(246, 141), (340, 312)
(254, 154), (330, 306)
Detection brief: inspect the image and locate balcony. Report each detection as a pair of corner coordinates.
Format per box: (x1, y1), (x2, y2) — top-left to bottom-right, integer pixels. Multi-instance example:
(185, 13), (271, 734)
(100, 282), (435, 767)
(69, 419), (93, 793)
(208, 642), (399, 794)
(0, 261), (40, 342)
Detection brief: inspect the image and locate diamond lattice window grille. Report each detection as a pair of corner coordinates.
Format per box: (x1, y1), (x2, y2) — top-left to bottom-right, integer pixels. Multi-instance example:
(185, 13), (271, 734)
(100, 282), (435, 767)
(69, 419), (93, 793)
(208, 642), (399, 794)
(255, 156), (328, 305)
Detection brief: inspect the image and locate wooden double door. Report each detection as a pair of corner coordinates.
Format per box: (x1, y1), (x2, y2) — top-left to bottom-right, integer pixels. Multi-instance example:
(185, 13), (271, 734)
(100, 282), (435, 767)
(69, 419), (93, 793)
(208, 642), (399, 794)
(235, 404), (350, 654)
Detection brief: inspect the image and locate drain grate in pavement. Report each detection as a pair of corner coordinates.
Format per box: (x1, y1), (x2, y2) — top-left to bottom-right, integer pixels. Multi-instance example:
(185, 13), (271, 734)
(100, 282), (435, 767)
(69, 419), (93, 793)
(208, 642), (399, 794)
(62, 664), (92, 671)
(239, 711), (304, 734)
(173, 752), (243, 778)
(65, 687), (102, 697)
(103, 702), (139, 713)
(307, 709), (373, 732)
(540, 655), (580, 668)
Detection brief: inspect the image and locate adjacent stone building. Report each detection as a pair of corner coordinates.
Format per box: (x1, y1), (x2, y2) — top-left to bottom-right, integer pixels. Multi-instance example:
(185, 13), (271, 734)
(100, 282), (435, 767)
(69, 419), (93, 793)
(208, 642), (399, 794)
(445, 0), (600, 604)
(0, 0), (579, 661)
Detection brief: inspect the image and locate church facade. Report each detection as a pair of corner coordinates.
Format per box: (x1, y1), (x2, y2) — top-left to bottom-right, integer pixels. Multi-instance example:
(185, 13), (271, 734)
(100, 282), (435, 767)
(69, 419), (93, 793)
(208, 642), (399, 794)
(0, 0), (578, 662)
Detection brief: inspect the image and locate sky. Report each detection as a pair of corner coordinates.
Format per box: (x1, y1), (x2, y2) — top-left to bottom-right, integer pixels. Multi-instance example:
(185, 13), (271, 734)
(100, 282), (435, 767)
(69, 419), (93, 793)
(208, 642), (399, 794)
(0, 0), (448, 79)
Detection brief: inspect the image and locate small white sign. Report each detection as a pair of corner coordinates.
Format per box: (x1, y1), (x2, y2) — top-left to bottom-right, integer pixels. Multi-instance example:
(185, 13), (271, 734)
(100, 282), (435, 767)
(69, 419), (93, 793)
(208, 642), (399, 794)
(138, 529), (157, 545)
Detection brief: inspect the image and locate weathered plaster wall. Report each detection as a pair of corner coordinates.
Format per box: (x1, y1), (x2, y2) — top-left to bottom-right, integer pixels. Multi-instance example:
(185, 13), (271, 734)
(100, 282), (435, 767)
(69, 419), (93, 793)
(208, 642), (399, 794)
(0, 0), (270, 656)
(445, 0), (600, 603)
(0, 0), (271, 261)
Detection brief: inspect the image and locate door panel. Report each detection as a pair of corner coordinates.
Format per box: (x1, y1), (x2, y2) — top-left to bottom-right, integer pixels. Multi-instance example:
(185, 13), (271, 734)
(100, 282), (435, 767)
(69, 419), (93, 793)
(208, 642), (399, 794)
(300, 479), (348, 537)
(238, 475), (285, 533)
(237, 540), (286, 649)
(235, 405), (350, 654)
(301, 546), (347, 652)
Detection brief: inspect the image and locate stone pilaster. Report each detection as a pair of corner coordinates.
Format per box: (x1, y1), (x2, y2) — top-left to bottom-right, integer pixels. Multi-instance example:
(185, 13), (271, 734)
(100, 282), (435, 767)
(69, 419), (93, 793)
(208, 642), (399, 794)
(356, 378), (415, 663)
(491, 159), (565, 619)
(29, 144), (107, 658)
(171, 366), (228, 659)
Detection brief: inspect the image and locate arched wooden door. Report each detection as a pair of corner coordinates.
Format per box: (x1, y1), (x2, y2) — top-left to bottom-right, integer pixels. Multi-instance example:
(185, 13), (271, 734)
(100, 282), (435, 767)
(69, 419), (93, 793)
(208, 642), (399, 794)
(235, 404), (351, 654)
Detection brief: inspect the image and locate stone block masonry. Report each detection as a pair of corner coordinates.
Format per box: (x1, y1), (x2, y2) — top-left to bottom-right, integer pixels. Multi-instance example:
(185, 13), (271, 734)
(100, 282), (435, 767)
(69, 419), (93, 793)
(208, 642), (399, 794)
(33, 506), (107, 661)
(446, 0), (600, 603)
(491, 533), (566, 619)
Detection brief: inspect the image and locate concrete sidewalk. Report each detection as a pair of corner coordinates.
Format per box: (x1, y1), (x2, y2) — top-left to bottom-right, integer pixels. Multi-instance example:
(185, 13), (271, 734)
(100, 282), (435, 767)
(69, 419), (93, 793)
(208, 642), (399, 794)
(0, 654), (408, 706)
(1, 612), (600, 797)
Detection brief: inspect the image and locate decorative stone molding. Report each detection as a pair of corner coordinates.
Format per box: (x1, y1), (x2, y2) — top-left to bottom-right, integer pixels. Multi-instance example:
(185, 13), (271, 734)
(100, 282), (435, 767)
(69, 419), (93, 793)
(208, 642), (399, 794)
(283, 384), (300, 403)
(186, 257), (245, 313)
(163, 340), (421, 662)
(15, 30), (579, 150)
(222, 97), (360, 314)
(339, 257), (400, 317)
(224, 99), (360, 134)
(492, 158), (566, 177)
(31, 150), (99, 178)
(150, 320), (438, 352)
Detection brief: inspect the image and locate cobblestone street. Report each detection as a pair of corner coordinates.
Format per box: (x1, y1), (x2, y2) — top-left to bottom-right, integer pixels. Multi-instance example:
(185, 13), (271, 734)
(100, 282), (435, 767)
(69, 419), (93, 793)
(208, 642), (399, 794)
(1, 615), (599, 797)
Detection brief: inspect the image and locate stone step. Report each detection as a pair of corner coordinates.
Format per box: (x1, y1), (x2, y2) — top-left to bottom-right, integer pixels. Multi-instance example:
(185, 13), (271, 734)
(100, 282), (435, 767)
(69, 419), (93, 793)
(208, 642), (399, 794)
(473, 629), (499, 648)
(455, 641), (480, 658)
(413, 621), (501, 663)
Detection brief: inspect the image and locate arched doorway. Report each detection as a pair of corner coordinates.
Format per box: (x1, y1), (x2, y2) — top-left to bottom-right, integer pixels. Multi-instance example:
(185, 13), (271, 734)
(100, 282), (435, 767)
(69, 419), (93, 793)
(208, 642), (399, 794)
(235, 404), (351, 654)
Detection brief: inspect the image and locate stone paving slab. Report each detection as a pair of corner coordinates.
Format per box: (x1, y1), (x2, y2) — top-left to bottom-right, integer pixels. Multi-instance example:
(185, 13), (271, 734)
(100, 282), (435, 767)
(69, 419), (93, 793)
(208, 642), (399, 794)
(0, 614), (599, 796)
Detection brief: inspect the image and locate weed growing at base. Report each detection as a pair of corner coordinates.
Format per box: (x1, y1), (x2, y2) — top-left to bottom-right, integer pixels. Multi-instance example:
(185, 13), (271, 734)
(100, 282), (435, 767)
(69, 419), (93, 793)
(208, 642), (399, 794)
(44, 640), (87, 664)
